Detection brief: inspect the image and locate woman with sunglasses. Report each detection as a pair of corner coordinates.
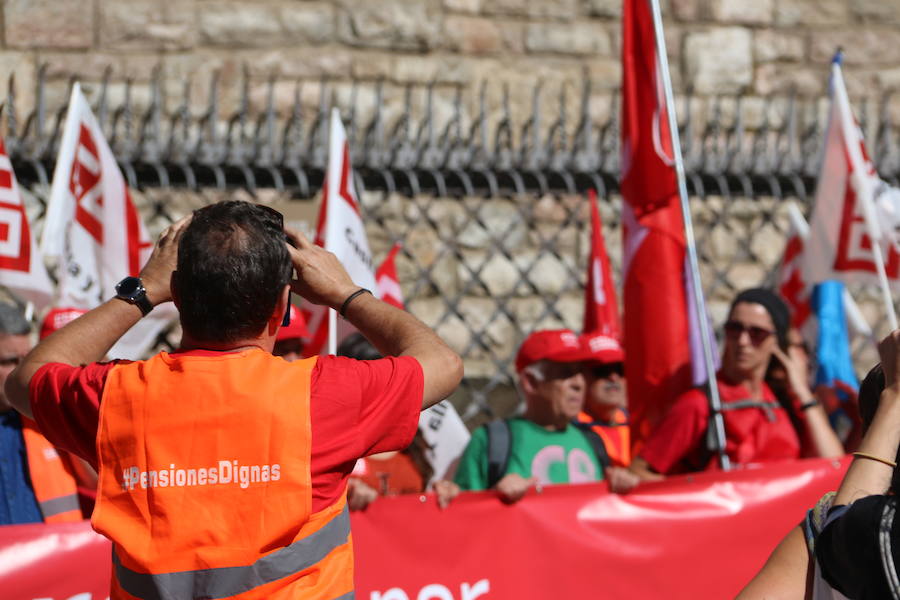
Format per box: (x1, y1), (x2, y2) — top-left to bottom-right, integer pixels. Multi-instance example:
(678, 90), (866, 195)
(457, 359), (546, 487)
(629, 288), (843, 481)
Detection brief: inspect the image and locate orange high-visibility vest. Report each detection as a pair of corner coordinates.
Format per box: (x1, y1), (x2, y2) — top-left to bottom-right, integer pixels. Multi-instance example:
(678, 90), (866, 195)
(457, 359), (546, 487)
(93, 350), (354, 600)
(576, 409), (631, 468)
(20, 418), (81, 523)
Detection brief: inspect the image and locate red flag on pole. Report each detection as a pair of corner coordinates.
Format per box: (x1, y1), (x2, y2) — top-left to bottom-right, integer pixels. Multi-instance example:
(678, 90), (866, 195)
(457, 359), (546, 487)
(583, 190), (621, 338)
(376, 243), (405, 310)
(620, 0), (694, 444)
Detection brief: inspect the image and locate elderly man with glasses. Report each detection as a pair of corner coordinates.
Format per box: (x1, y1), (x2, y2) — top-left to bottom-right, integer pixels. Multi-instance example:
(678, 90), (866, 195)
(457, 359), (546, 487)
(629, 288), (843, 482)
(452, 329), (639, 504)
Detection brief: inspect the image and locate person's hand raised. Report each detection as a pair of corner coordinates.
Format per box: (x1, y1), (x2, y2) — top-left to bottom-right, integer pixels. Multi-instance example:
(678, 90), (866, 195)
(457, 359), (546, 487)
(284, 227), (359, 310)
(140, 214), (192, 306)
(878, 329), (900, 390)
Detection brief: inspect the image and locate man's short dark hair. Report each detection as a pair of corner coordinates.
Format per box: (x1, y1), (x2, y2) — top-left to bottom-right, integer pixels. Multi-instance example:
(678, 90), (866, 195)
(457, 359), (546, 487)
(175, 201), (292, 344)
(0, 303), (30, 336)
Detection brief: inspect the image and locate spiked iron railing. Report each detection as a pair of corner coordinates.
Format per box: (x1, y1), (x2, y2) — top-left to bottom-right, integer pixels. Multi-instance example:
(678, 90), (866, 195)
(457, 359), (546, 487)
(5, 66), (896, 423)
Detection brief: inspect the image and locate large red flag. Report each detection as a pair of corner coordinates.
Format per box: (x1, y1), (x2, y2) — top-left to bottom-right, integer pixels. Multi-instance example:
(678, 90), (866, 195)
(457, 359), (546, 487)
(621, 0), (694, 444)
(583, 189), (621, 338)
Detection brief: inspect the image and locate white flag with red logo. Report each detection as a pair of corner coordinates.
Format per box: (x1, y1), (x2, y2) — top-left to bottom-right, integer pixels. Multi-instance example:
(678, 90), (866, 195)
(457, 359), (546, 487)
(778, 200), (871, 338)
(42, 83), (173, 359)
(777, 202), (813, 328)
(0, 138), (53, 308)
(303, 108), (378, 355)
(583, 189), (621, 339)
(802, 57), (900, 292)
(376, 243), (405, 310)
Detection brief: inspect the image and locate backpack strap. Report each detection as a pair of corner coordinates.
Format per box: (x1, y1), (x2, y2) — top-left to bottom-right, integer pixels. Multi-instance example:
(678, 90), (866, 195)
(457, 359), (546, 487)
(486, 419), (512, 489)
(573, 422), (612, 470)
(719, 398), (780, 422)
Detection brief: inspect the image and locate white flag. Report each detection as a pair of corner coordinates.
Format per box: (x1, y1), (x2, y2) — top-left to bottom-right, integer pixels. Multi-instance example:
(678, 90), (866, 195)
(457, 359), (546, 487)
(418, 400), (471, 485)
(42, 83), (174, 360)
(803, 59), (900, 290)
(303, 109), (378, 356)
(779, 201), (871, 338)
(0, 137), (53, 308)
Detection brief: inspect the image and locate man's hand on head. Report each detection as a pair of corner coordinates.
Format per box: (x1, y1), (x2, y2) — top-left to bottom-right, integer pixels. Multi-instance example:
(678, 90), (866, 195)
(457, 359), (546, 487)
(284, 227), (358, 309)
(140, 215), (192, 306)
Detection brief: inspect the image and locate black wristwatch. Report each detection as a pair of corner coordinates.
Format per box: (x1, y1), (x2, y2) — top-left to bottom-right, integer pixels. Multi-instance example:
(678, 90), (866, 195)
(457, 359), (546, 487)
(115, 276), (153, 316)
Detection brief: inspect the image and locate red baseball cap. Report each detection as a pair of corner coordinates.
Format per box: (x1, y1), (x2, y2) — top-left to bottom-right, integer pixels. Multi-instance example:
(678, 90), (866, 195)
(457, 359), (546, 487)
(276, 305), (310, 341)
(515, 329), (591, 372)
(580, 332), (624, 365)
(40, 307), (88, 340)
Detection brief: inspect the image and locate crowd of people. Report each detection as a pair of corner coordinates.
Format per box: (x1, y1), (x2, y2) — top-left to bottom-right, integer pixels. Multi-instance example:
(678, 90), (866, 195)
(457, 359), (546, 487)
(0, 199), (897, 597)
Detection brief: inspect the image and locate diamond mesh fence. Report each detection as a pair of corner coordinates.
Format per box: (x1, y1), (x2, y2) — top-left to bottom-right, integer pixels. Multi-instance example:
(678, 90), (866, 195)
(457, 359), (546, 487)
(6, 75), (900, 426)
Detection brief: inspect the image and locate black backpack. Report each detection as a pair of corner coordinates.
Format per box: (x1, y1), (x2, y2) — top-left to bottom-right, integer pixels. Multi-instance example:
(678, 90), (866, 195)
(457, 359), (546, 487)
(484, 419), (612, 489)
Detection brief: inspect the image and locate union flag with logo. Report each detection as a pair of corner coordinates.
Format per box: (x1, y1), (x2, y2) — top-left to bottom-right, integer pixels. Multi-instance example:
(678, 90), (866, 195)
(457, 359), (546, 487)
(303, 108), (379, 355)
(0, 138), (53, 308)
(42, 83), (172, 359)
(802, 55), (900, 293)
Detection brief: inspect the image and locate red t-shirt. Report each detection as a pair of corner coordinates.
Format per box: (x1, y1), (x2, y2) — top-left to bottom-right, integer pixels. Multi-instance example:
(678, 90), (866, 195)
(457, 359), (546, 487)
(29, 351), (423, 513)
(640, 379), (800, 475)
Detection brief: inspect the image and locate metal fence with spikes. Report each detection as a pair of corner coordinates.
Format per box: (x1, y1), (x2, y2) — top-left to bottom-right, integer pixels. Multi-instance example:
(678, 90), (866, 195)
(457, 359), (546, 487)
(5, 67), (897, 425)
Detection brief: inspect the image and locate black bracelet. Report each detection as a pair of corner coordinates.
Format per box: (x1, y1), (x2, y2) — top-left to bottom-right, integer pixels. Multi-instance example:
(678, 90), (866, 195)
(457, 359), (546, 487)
(799, 399), (819, 411)
(339, 288), (372, 317)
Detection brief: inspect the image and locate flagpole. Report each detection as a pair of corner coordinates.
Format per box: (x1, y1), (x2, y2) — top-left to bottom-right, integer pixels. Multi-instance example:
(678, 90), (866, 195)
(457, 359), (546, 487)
(328, 308), (337, 355)
(647, 0), (730, 470)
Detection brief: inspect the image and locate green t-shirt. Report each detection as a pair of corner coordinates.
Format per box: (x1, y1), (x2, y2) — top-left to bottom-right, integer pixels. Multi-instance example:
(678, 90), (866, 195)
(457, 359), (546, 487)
(454, 418), (605, 491)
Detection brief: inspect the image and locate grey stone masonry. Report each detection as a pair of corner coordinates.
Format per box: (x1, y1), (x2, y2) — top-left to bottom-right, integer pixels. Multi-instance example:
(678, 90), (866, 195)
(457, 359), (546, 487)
(0, 0), (896, 122)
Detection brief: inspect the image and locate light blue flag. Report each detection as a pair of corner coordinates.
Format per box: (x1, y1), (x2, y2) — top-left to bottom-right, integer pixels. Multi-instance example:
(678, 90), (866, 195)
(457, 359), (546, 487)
(812, 280), (858, 395)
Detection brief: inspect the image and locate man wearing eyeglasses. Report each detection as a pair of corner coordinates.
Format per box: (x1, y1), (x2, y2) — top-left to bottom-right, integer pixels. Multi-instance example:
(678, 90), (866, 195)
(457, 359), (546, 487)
(575, 333), (631, 468)
(453, 329), (638, 503)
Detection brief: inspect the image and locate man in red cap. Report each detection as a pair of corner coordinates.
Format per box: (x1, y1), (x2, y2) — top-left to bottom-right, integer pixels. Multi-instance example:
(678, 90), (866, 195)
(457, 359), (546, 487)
(453, 329), (638, 503)
(271, 305), (309, 362)
(576, 333), (631, 468)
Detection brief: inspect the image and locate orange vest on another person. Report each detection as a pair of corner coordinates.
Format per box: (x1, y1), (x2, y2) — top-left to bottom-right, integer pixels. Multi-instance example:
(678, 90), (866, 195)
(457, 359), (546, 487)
(93, 350), (354, 600)
(576, 409), (631, 468)
(21, 418), (81, 523)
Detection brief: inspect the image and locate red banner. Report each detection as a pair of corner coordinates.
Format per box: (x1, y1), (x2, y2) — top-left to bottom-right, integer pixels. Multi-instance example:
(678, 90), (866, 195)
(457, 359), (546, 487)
(0, 457), (848, 600)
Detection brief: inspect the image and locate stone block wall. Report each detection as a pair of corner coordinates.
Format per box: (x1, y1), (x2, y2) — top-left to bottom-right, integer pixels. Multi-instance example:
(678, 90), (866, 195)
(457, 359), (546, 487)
(1, 1), (899, 136)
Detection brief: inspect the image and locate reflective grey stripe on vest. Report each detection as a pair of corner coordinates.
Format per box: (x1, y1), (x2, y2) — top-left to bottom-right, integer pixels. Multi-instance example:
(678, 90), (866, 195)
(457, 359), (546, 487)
(114, 504), (351, 600)
(39, 494), (80, 519)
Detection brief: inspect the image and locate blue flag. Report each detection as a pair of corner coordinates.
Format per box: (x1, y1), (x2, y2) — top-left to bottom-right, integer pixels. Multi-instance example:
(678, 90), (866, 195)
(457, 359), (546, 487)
(812, 280), (858, 394)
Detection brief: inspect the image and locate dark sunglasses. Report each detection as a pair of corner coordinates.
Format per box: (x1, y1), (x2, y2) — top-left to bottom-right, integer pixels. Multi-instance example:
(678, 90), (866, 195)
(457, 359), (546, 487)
(544, 362), (584, 380)
(723, 320), (774, 345)
(591, 362), (624, 379)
